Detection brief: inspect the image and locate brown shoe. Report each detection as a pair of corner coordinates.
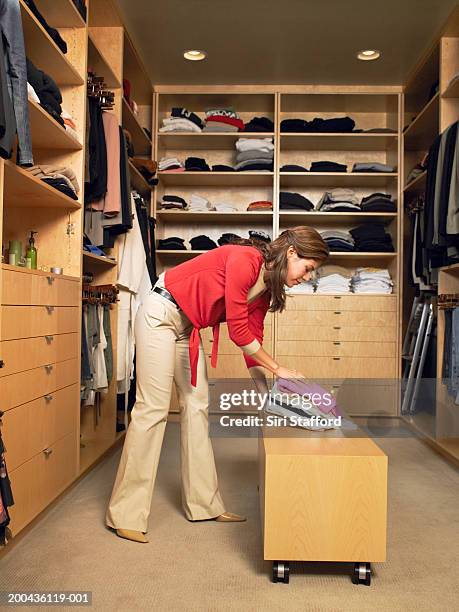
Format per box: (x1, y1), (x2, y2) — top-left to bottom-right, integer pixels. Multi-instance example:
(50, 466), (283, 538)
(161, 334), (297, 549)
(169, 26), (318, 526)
(214, 512), (246, 522)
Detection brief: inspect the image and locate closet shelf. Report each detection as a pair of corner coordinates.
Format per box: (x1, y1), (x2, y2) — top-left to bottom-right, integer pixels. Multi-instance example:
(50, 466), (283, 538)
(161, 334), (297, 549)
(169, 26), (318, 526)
(442, 77), (459, 99)
(20, 0), (85, 86)
(158, 171), (274, 187)
(279, 211), (398, 223)
(128, 161), (153, 195)
(3, 160), (81, 210)
(29, 98), (83, 151)
(158, 132), (275, 150)
(156, 211), (273, 222)
(439, 262), (459, 275)
(1, 263), (80, 282)
(403, 171), (426, 193)
(280, 132), (398, 151)
(31, 0), (86, 27)
(156, 249), (397, 259)
(404, 92), (439, 151)
(122, 99), (152, 156)
(279, 172), (398, 188)
(88, 32), (121, 89)
(83, 252), (117, 267)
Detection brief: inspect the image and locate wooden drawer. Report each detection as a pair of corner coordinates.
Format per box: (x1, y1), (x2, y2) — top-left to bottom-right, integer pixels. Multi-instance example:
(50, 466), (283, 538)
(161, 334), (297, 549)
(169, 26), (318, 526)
(277, 325), (397, 342)
(278, 310), (395, 327)
(205, 355), (251, 379)
(8, 431), (77, 536)
(276, 340), (396, 358)
(2, 384), (79, 470)
(201, 324), (272, 355)
(280, 356), (396, 378)
(1, 306), (79, 340)
(0, 358), (79, 411)
(2, 269), (80, 306)
(0, 333), (79, 377)
(285, 295), (397, 312)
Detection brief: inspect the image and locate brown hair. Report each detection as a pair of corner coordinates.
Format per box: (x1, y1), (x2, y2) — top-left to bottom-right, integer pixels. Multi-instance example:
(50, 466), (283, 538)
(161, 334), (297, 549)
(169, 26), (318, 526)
(231, 226), (329, 312)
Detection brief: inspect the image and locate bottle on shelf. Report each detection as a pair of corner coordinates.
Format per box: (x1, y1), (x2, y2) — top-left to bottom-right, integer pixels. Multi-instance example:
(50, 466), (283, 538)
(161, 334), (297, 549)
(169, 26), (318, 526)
(26, 231), (38, 269)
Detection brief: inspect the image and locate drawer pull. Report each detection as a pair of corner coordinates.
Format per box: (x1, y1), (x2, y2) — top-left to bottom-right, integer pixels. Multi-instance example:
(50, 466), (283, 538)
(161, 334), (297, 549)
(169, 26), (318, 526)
(43, 448), (53, 458)
(334, 311), (342, 315)
(333, 326), (341, 330)
(44, 394), (54, 402)
(333, 296), (342, 300)
(47, 276), (55, 285)
(333, 342), (341, 345)
(332, 357), (341, 361)
(45, 335), (54, 343)
(44, 364), (53, 373)
(0, 360), (4, 369)
(45, 306), (55, 314)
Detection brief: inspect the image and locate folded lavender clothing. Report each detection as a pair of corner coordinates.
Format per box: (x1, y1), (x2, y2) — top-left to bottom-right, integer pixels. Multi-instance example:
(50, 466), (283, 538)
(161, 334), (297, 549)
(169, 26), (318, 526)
(275, 377), (341, 416)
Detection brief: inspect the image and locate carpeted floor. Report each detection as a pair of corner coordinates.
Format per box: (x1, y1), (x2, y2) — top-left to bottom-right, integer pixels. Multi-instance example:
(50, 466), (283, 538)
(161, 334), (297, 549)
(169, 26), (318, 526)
(1, 423), (458, 612)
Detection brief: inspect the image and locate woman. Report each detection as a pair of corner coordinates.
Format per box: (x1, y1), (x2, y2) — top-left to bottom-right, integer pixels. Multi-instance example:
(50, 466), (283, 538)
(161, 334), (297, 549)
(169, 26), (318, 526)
(106, 226), (328, 543)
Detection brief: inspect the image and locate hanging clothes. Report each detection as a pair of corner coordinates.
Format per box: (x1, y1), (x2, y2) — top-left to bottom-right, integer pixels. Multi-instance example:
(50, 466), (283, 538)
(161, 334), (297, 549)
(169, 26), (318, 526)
(0, 423), (14, 546)
(116, 198), (152, 395)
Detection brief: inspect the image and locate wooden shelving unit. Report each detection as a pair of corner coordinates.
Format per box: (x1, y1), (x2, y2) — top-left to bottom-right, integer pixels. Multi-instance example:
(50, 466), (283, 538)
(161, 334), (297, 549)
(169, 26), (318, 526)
(403, 170), (427, 193)
(403, 92), (440, 150)
(157, 210), (273, 222)
(32, 0), (86, 27)
(88, 31), (121, 89)
(122, 98), (152, 156)
(28, 99), (83, 151)
(158, 132), (275, 150)
(82, 252), (117, 267)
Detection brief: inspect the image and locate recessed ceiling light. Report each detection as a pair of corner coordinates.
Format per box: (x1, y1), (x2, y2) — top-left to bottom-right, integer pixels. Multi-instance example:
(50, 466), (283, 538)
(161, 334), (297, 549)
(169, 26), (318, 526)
(357, 49), (381, 61)
(184, 50), (207, 61)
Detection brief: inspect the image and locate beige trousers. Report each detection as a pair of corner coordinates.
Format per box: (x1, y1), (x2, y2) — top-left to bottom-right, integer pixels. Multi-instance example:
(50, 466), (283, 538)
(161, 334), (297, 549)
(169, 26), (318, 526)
(106, 278), (225, 532)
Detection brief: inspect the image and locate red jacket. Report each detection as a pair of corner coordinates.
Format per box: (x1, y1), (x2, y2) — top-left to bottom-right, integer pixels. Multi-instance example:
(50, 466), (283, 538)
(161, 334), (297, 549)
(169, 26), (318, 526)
(165, 245), (271, 386)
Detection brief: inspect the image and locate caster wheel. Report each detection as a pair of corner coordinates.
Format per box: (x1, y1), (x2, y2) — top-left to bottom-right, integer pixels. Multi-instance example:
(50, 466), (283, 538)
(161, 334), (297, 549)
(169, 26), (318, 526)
(272, 561), (290, 584)
(352, 562), (371, 586)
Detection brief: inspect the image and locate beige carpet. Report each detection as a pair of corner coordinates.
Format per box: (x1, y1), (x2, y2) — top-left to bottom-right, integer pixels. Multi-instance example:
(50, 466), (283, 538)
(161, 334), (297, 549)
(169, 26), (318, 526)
(1, 423), (458, 612)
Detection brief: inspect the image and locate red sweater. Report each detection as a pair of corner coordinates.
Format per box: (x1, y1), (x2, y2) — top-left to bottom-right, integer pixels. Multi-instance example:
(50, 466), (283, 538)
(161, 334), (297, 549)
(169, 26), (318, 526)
(165, 245), (271, 386)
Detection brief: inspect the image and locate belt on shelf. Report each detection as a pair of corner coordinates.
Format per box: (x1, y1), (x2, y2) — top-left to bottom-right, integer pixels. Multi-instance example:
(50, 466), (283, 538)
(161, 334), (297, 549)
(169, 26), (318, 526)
(153, 286), (181, 310)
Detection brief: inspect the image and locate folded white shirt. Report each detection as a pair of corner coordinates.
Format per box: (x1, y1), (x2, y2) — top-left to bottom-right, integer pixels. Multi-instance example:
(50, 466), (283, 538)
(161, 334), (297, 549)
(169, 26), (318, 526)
(214, 202), (238, 211)
(160, 118), (202, 133)
(235, 138), (274, 152)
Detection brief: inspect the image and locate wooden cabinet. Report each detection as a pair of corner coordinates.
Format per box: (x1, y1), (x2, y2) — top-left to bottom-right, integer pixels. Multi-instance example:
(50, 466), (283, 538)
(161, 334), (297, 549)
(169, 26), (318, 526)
(0, 358), (79, 411)
(1, 306), (79, 340)
(0, 333), (79, 377)
(279, 355), (396, 378)
(2, 267), (80, 306)
(284, 295), (397, 312)
(7, 431), (78, 535)
(2, 384), (79, 471)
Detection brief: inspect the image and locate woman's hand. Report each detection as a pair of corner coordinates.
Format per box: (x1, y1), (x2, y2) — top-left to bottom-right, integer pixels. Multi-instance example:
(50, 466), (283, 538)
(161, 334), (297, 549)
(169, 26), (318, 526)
(275, 366), (305, 379)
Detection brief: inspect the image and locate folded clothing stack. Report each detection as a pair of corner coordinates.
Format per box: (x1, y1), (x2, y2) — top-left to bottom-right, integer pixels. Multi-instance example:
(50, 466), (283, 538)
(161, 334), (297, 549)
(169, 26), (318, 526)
(214, 201), (238, 212)
(159, 157), (184, 172)
(310, 160), (348, 173)
(349, 224), (395, 252)
(159, 108), (202, 133)
(158, 237), (187, 250)
(280, 164), (308, 172)
(249, 230), (271, 243)
(360, 192), (396, 212)
(317, 189), (360, 212)
(27, 164), (79, 200)
(244, 116), (274, 132)
(190, 235), (218, 250)
(212, 164), (234, 172)
(189, 194), (215, 211)
(320, 229), (355, 252)
(316, 264), (353, 294)
(247, 200), (272, 211)
(160, 195), (187, 210)
(280, 116), (355, 133)
(218, 233), (242, 245)
(352, 162), (395, 173)
(234, 138), (274, 171)
(204, 108), (244, 132)
(24, 0), (67, 53)
(131, 158), (158, 184)
(27, 59), (63, 127)
(285, 280), (315, 294)
(279, 191), (314, 211)
(351, 267), (393, 294)
(185, 157), (210, 171)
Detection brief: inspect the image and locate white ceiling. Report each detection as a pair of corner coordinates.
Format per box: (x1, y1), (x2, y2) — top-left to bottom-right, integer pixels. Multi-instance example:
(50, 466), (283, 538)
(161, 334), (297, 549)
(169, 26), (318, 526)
(114, 0), (458, 86)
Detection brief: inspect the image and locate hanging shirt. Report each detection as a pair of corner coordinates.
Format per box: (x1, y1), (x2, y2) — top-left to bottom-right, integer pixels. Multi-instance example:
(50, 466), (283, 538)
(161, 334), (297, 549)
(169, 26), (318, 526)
(165, 245), (271, 387)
